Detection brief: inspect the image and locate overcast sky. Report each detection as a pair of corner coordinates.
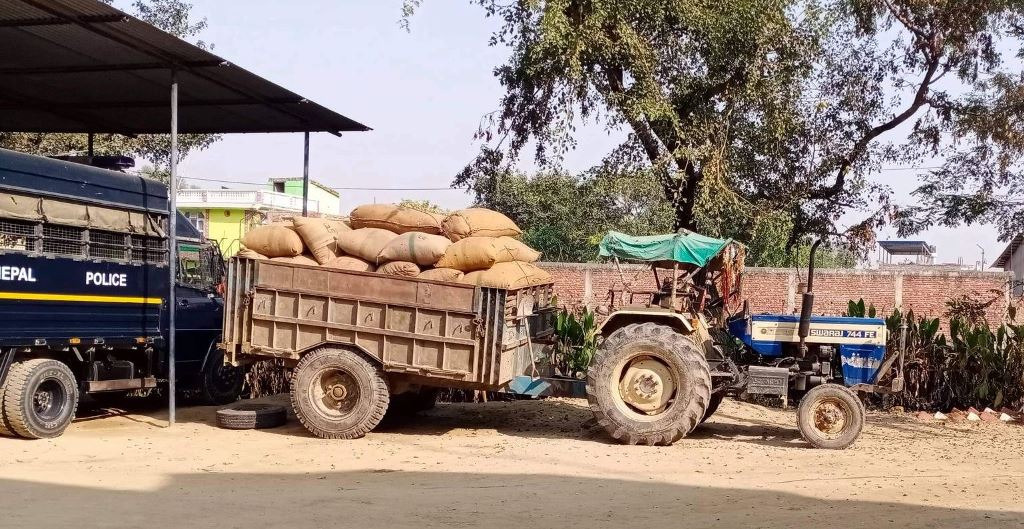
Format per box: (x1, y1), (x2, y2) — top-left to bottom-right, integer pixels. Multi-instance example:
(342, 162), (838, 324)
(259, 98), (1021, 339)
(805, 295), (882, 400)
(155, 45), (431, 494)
(133, 1), (1006, 268)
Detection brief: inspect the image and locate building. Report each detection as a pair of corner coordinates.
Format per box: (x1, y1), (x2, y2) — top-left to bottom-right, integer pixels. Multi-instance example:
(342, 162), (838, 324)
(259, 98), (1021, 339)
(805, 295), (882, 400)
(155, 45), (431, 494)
(178, 178), (340, 256)
(993, 234), (1023, 296)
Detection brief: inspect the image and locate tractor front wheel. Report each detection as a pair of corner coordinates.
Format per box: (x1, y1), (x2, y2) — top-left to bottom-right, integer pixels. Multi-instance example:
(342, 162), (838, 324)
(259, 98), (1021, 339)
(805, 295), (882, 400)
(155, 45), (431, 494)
(586, 323), (711, 446)
(796, 384), (864, 449)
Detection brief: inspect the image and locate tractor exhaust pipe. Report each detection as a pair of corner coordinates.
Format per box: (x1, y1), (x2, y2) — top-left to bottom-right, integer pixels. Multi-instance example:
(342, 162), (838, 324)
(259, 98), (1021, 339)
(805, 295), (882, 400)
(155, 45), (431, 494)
(798, 239), (823, 355)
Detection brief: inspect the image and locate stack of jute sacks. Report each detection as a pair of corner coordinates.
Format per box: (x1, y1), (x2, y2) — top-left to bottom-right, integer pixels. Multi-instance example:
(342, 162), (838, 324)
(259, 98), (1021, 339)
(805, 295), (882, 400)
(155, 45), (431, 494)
(237, 204), (550, 290)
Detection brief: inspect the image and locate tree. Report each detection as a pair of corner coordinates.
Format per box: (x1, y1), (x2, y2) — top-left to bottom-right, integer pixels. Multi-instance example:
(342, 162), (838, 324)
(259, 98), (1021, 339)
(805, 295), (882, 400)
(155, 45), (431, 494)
(410, 1), (1024, 250)
(0, 0), (219, 182)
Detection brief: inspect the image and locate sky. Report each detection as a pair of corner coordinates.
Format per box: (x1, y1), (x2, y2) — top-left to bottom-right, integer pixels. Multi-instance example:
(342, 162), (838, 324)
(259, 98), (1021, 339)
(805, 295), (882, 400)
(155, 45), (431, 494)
(122, 0), (1007, 269)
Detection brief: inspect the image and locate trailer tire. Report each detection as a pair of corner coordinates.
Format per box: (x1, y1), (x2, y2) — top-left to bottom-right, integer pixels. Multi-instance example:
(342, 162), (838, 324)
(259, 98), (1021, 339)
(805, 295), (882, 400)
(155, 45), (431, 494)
(215, 403), (287, 430)
(587, 323), (711, 446)
(797, 384), (864, 449)
(290, 347), (389, 439)
(2, 359), (79, 439)
(700, 393), (725, 424)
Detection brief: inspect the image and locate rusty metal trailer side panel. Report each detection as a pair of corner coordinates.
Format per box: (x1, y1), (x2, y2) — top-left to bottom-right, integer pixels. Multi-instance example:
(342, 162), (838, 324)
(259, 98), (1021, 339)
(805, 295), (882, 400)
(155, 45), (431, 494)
(223, 258), (554, 388)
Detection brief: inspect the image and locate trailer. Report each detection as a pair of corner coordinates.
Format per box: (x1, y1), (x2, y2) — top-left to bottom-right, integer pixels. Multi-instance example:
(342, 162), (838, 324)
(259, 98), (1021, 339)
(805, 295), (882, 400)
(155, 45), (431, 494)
(222, 257), (557, 438)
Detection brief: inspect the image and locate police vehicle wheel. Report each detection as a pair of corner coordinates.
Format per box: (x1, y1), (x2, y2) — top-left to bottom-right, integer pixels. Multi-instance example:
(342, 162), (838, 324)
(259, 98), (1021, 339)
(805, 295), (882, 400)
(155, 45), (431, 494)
(587, 323), (711, 446)
(200, 350), (245, 406)
(290, 347), (389, 439)
(2, 359), (79, 439)
(0, 386), (19, 438)
(797, 384), (864, 449)
(700, 393), (725, 424)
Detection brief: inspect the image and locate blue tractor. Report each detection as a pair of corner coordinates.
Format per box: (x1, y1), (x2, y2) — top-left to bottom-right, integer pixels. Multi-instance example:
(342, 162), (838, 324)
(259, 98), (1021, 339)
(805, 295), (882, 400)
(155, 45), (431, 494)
(588, 232), (901, 449)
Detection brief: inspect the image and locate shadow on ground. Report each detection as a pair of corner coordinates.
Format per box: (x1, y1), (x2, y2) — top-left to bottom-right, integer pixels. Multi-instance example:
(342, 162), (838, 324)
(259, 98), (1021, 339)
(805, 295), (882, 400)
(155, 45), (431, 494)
(0, 470), (1018, 529)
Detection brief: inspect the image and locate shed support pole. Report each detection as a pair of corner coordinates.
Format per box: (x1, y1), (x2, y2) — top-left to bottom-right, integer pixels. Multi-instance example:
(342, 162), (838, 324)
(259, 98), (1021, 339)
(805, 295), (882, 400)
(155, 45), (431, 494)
(302, 131), (310, 216)
(168, 71), (178, 427)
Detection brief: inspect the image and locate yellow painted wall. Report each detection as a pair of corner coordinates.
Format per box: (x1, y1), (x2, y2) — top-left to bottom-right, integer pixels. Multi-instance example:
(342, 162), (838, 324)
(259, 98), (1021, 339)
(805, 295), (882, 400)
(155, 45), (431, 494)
(205, 208), (250, 257)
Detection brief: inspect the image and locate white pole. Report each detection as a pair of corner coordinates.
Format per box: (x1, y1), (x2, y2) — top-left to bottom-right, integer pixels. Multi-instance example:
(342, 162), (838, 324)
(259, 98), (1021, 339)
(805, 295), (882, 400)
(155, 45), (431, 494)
(168, 71), (178, 427)
(302, 131), (310, 216)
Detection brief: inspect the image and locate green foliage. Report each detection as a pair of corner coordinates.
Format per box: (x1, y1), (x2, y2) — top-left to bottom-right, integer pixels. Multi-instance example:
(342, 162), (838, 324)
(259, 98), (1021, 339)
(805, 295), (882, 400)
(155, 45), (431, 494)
(0, 0), (219, 176)
(849, 300), (1024, 411)
(412, 0), (1024, 252)
(553, 307), (599, 378)
(464, 168), (674, 262)
(397, 199), (449, 215)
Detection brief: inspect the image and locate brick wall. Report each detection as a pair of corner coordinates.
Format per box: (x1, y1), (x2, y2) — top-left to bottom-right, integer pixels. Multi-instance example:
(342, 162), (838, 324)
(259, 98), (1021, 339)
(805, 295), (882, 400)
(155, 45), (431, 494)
(538, 262), (1013, 325)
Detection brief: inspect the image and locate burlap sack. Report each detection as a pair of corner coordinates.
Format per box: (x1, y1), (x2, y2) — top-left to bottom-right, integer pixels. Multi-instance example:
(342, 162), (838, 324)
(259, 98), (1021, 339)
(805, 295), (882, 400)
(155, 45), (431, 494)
(325, 219), (351, 233)
(442, 208), (521, 241)
(271, 254), (318, 266)
(460, 262), (551, 289)
(378, 261), (420, 277)
(236, 248), (267, 260)
(292, 216), (347, 264)
(378, 232), (451, 266)
(417, 268), (464, 283)
(349, 204), (444, 235)
(493, 236), (541, 263)
(434, 237), (499, 272)
(335, 228), (397, 262)
(323, 255), (376, 272)
(242, 225), (304, 258)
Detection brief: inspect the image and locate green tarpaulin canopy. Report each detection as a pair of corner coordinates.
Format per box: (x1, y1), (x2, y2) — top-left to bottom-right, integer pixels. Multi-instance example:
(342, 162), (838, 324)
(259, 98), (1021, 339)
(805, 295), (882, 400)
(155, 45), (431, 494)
(598, 231), (733, 267)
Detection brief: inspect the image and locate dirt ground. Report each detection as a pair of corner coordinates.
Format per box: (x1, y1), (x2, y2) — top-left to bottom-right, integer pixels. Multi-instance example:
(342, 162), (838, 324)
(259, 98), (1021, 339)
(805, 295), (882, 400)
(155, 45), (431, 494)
(1, 396), (1023, 529)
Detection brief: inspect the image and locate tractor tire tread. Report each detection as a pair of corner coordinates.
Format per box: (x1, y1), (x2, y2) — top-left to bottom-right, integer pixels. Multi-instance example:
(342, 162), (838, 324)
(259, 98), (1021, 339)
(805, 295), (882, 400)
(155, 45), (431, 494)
(290, 347), (389, 440)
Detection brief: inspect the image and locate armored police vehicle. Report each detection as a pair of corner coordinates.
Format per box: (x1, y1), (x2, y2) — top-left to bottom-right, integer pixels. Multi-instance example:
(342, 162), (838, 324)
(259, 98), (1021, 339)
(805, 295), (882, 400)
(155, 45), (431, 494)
(0, 148), (241, 439)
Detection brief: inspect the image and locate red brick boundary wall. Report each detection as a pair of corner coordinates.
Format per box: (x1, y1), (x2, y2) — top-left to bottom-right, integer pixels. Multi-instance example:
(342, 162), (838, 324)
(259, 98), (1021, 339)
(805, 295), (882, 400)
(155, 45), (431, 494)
(538, 262), (1012, 325)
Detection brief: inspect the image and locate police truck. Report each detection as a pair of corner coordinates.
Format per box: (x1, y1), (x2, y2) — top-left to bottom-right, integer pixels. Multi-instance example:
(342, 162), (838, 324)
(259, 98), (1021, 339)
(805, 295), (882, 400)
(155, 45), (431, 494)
(0, 148), (241, 439)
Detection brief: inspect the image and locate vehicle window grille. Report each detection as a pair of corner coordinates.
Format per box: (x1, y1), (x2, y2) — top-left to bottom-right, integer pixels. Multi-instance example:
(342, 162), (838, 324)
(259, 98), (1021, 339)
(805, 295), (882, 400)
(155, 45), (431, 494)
(43, 224), (85, 257)
(131, 235), (167, 264)
(0, 219), (37, 251)
(89, 230), (128, 260)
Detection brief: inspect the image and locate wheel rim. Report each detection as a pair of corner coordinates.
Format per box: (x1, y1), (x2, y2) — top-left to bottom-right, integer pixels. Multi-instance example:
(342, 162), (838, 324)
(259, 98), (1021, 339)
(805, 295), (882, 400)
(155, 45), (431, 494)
(610, 351), (679, 421)
(33, 379), (67, 422)
(210, 361), (241, 393)
(308, 367), (361, 421)
(810, 396), (853, 440)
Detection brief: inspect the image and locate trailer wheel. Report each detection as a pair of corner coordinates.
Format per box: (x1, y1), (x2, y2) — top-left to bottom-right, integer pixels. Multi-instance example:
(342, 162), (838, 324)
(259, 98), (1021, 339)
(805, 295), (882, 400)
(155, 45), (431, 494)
(700, 393), (725, 424)
(587, 323), (711, 445)
(290, 347), (389, 439)
(1, 359), (79, 439)
(796, 384), (864, 449)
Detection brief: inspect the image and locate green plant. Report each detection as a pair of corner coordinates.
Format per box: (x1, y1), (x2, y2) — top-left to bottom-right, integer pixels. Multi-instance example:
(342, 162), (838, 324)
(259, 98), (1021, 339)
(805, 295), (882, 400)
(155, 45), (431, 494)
(553, 308), (599, 378)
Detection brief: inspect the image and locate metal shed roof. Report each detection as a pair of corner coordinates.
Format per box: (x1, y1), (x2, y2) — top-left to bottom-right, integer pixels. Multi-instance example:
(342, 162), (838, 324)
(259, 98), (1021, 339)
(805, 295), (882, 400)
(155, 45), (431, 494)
(993, 234), (1022, 268)
(878, 240), (935, 256)
(0, 0), (371, 134)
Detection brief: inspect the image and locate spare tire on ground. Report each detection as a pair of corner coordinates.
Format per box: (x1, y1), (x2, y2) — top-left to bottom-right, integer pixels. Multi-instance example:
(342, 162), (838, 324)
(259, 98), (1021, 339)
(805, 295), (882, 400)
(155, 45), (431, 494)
(215, 403), (288, 430)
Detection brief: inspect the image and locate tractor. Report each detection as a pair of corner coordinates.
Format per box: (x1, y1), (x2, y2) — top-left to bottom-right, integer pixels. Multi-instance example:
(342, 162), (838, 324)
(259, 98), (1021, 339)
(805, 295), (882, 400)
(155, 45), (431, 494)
(589, 231), (898, 449)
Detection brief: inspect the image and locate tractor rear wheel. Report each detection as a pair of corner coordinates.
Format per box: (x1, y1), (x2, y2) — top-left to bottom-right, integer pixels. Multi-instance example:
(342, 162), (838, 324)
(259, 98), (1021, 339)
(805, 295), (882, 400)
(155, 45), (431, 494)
(700, 393), (725, 424)
(796, 384), (864, 449)
(586, 323), (711, 446)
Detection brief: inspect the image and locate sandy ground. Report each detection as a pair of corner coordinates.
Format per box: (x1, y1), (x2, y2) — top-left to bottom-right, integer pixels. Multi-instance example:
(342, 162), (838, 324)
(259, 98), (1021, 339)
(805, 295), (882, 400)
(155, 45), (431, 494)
(1, 396), (1023, 529)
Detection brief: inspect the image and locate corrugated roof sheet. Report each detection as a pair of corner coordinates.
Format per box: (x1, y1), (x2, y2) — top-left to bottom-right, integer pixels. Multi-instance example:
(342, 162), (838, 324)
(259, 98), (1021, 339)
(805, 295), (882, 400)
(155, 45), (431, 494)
(0, 0), (370, 134)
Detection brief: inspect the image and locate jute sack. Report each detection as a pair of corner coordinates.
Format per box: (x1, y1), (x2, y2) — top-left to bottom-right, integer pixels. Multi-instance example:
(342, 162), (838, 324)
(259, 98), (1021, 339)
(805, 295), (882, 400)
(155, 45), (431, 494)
(434, 237), (498, 272)
(494, 236), (541, 263)
(242, 225), (304, 258)
(417, 268), (464, 283)
(271, 254), (319, 266)
(442, 208), (521, 241)
(335, 228), (397, 262)
(236, 248), (267, 260)
(378, 261), (420, 277)
(293, 216), (347, 264)
(323, 255), (376, 272)
(378, 232), (451, 266)
(349, 204), (444, 235)
(460, 262), (551, 289)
